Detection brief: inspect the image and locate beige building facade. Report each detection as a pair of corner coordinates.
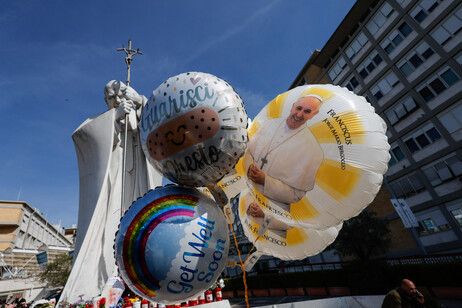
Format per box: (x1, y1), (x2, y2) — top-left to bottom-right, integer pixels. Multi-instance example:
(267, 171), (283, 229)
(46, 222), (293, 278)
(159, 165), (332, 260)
(0, 201), (73, 252)
(0, 201), (73, 285)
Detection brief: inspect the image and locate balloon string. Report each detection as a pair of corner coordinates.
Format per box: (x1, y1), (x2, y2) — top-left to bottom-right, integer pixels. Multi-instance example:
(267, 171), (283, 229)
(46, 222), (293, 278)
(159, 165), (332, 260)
(225, 207), (250, 308)
(207, 185), (250, 308)
(243, 236), (259, 265)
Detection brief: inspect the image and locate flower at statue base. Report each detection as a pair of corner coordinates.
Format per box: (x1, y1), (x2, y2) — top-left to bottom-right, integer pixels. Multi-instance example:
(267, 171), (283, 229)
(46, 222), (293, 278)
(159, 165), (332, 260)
(98, 298), (106, 308)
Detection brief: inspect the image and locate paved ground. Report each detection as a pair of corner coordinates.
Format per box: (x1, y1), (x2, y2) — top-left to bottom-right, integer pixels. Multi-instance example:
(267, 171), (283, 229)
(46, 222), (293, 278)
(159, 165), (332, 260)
(228, 295), (309, 307)
(226, 295), (462, 307)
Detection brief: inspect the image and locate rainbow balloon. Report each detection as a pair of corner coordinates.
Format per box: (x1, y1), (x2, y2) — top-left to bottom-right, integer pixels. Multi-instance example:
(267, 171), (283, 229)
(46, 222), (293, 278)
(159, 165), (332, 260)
(122, 194), (199, 296)
(115, 186), (229, 304)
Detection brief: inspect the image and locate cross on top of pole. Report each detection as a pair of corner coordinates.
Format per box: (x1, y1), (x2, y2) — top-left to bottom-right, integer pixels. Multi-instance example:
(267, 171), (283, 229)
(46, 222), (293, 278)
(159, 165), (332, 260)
(117, 40), (142, 86)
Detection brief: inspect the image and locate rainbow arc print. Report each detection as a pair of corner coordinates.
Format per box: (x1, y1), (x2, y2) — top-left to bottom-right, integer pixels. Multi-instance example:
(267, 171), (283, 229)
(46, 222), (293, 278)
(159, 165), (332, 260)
(122, 194), (199, 297)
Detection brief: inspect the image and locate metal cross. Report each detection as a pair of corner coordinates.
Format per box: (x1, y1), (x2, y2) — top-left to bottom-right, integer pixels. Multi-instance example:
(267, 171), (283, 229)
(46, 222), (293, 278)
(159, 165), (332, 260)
(117, 40), (142, 86)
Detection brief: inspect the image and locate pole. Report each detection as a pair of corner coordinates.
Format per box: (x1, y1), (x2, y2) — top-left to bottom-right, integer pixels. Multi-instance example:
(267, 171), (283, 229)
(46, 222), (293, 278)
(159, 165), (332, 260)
(121, 114), (128, 217)
(117, 40), (142, 217)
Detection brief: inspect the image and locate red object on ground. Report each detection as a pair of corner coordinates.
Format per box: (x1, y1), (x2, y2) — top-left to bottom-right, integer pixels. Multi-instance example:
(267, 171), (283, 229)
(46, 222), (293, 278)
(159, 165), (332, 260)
(198, 294), (205, 305)
(141, 299), (149, 308)
(188, 298), (197, 306)
(214, 286), (222, 301)
(205, 290), (213, 303)
(125, 302), (133, 308)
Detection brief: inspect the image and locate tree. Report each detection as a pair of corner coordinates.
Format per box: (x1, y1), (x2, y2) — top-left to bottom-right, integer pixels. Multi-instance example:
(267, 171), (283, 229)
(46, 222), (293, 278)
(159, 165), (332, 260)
(39, 254), (73, 287)
(333, 210), (391, 260)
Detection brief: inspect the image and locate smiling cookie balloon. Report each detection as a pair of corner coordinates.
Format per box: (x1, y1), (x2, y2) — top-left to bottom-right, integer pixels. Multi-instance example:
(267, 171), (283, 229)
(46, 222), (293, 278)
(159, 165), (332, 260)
(140, 72), (248, 187)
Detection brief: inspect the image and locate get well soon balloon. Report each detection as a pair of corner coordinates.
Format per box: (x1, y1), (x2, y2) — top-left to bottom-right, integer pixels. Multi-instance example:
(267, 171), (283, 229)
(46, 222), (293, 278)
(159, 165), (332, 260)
(235, 85), (390, 230)
(140, 72), (248, 187)
(114, 186), (229, 304)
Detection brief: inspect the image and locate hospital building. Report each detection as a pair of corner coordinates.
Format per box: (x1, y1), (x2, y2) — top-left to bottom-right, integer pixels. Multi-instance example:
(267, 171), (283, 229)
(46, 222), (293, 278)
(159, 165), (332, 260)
(290, 0), (462, 256)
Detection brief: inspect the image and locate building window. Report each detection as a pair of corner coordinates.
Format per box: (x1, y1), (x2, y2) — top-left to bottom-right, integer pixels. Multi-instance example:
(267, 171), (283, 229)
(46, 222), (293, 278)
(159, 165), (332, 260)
(371, 71), (400, 101)
(417, 66), (460, 102)
(328, 56), (347, 81)
(385, 96), (418, 125)
(357, 50), (383, 79)
(381, 22), (414, 54)
(345, 32), (368, 60)
(423, 155), (462, 186)
(423, 218), (439, 233)
(451, 208), (462, 226)
(417, 208), (452, 235)
(431, 5), (462, 45)
(390, 173), (425, 198)
(456, 52), (462, 65)
(410, 0), (442, 23)
(403, 123), (442, 154)
(421, 218), (440, 234)
(298, 77), (308, 86)
(398, 41), (435, 76)
(344, 74), (359, 91)
(366, 2), (394, 35)
(438, 103), (462, 133)
(389, 144), (406, 166)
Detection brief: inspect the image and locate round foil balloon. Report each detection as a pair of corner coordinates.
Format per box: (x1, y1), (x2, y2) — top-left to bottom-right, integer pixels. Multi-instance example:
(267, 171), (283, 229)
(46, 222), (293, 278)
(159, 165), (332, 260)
(230, 85), (390, 229)
(140, 72), (248, 187)
(114, 186), (230, 304)
(238, 189), (341, 260)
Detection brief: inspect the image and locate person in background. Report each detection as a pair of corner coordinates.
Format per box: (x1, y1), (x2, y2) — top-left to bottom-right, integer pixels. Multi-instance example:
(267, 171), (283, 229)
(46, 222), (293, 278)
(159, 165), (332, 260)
(382, 279), (426, 308)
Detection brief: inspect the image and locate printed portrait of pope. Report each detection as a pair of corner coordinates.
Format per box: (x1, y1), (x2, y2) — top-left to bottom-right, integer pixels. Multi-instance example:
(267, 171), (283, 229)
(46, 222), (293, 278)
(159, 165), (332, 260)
(244, 94), (324, 224)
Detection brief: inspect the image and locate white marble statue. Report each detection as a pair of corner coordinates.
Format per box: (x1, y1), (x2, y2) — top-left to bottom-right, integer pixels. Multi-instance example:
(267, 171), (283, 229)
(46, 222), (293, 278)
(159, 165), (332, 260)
(60, 81), (162, 303)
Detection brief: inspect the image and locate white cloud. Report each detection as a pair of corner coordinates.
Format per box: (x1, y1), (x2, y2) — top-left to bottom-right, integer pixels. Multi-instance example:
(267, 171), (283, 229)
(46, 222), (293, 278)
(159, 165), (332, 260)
(185, 0), (280, 63)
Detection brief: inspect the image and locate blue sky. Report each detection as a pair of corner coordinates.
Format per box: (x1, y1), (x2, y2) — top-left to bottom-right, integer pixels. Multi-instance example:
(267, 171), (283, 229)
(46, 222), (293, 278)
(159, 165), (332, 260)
(0, 0), (355, 227)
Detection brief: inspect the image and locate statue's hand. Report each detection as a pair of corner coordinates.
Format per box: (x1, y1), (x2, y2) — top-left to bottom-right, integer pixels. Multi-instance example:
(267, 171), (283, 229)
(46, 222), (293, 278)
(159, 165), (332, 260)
(122, 86), (143, 108)
(115, 101), (135, 121)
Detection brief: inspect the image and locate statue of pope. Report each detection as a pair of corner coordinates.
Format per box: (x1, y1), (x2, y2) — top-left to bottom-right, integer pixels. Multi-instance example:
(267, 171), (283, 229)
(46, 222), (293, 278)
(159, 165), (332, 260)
(60, 81), (162, 303)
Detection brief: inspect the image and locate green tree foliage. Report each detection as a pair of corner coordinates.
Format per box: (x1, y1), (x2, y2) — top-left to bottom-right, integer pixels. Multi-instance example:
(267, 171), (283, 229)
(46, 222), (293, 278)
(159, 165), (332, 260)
(39, 254), (73, 287)
(333, 210), (391, 260)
